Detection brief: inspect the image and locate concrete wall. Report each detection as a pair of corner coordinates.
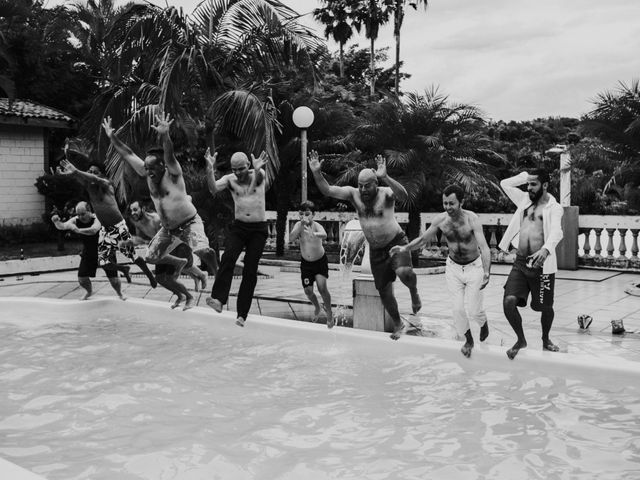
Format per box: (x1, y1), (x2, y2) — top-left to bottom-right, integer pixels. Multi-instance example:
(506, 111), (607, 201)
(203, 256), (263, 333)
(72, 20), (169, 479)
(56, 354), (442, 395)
(0, 125), (46, 226)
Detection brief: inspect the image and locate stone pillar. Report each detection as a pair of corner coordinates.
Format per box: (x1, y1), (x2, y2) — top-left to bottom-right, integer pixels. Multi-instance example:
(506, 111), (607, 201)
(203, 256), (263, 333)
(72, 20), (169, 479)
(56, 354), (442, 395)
(557, 206), (579, 270)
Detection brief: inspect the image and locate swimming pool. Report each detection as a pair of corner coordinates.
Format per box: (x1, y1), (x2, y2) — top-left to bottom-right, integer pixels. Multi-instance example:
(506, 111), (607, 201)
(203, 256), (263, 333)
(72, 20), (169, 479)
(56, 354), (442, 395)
(1, 297), (639, 479)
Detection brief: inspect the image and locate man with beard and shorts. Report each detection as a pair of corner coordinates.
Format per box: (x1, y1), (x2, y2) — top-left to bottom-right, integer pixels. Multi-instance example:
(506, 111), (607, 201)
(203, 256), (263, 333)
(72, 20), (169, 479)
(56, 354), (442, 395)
(56, 154), (157, 290)
(308, 150), (421, 340)
(102, 114), (218, 279)
(499, 169), (564, 360)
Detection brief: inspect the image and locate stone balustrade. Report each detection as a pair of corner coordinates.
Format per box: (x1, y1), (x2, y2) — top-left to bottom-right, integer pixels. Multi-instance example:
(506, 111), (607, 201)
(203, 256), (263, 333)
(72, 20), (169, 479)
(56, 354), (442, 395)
(264, 211), (640, 270)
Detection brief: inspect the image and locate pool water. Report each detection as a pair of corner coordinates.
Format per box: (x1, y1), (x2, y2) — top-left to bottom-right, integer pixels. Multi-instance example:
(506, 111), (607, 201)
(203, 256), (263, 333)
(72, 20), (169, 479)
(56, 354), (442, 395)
(1, 299), (639, 479)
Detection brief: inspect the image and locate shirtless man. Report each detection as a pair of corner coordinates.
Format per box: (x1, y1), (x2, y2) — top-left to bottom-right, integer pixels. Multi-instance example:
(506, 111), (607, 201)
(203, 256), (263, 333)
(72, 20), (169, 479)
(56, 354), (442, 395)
(51, 201), (128, 300)
(56, 156), (157, 289)
(391, 185), (491, 357)
(499, 169), (564, 360)
(204, 148), (269, 327)
(308, 150), (421, 340)
(289, 200), (333, 328)
(125, 200), (207, 310)
(102, 114), (218, 278)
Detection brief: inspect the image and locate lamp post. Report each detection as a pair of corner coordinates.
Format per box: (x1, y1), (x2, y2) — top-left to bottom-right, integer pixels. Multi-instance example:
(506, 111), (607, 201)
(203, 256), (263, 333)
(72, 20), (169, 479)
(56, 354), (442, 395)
(292, 106), (314, 203)
(546, 144), (570, 206)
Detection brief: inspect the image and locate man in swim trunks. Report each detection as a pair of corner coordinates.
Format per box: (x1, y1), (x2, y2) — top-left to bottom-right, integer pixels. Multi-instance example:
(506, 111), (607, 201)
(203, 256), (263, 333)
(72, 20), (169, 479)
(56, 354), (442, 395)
(125, 200), (207, 310)
(102, 114), (218, 278)
(391, 184), (491, 357)
(499, 169), (564, 360)
(289, 200), (333, 328)
(308, 150), (421, 340)
(51, 201), (126, 300)
(56, 156), (157, 290)
(204, 148), (269, 327)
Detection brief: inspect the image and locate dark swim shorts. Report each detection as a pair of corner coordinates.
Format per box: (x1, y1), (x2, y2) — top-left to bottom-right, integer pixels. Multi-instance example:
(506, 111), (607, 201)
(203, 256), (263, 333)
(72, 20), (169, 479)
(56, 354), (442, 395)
(504, 254), (555, 310)
(369, 231), (412, 291)
(300, 254), (329, 288)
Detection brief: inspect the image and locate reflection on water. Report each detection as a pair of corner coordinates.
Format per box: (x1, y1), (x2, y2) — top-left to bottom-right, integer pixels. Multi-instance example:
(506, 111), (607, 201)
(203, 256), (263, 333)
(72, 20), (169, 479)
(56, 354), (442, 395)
(1, 317), (639, 480)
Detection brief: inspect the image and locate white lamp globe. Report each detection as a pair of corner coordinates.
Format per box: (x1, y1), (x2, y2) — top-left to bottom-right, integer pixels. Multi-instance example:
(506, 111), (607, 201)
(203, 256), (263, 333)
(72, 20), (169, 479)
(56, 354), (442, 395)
(292, 106), (314, 129)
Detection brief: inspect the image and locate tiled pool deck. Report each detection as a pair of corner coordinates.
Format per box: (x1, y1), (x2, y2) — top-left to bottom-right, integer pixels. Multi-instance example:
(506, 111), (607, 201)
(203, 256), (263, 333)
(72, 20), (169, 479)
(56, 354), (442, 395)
(2, 257), (640, 362)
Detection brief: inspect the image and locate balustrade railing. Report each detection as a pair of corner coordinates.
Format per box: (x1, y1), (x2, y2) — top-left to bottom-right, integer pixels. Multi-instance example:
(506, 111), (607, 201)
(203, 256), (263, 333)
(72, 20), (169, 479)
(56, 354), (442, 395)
(263, 211), (640, 270)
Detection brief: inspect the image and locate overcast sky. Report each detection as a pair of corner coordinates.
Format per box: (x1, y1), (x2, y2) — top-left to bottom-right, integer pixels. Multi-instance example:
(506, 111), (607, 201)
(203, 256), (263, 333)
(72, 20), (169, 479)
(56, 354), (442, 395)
(52, 0), (640, 121)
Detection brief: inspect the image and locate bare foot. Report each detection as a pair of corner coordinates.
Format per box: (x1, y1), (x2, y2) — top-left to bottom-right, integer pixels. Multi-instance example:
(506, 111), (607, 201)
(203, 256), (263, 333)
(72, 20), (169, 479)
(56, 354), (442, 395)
(461, 341), (473, 358)
(480, 321), (489, 342)
(183, 296), (195, 311)
(410, 290), (422, 314)
(198, 272), (207, 291)
(543, 340), (560, 352)
(170, 294), (184, 309)
(81, 291), (92, 300)
(236, 317), (246, 327)
(507, 340), (527, 360)
(390, 319), (407, 340)
(325, 307), (334, 329)
(312, 304), (322, 322)
(118, 294), (127, 301)
(206, 296), (223, 313)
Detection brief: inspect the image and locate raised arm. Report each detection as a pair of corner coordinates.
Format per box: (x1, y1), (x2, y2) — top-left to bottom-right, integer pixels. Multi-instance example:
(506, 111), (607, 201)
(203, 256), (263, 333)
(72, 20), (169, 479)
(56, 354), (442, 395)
(308, 150), (354, 201)
(500, 171), (529, 206)
(289, 220), (303, 243)
(470, 213), (491, 289)
(249, 151), (267, 191)
(204, 148), (230, 196)
(102, 117), (146, 177)
(56, 159), (108, 187)
(51, 214), (77, 231)
(375, 155), (407, 203)
(151, 113), (182, 176)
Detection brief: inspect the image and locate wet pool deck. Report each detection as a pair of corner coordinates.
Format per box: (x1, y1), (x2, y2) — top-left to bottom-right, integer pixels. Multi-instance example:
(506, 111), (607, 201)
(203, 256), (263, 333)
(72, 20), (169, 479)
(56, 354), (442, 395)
(2, 257), (640, 362)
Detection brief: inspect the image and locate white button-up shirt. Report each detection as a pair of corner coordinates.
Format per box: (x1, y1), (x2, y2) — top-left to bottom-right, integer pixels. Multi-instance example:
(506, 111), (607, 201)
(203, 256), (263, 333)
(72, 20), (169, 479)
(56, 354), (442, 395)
(498, 172), (564, 274)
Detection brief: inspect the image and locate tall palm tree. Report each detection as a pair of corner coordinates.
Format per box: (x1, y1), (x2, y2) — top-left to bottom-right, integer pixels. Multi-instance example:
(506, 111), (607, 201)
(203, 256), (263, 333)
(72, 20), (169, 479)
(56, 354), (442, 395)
(81, 0), (322, 201)
(313, 0), (361, 78)
(353, 0), (392, 98)
(392, 0), (428, 95)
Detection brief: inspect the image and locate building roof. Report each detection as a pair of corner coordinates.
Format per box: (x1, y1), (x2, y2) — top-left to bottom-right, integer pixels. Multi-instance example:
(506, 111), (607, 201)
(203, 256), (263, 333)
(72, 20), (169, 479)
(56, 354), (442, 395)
(0, 98), (75, 128)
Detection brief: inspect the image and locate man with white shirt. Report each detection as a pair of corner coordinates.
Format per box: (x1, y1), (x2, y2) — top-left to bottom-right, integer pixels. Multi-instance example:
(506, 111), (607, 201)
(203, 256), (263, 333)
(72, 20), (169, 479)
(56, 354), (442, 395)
(499, 169), (564, 360)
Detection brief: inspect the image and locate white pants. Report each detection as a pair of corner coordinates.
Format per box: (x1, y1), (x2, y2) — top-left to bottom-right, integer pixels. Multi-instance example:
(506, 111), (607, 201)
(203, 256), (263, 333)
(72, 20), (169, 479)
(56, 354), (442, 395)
(445, 256), (488, 336)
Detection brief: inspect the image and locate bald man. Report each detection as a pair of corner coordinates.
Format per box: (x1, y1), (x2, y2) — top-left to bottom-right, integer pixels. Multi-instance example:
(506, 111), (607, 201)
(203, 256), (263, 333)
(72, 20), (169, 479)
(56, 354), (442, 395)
(51, 201), (126, 300)
(204, 148), (269, 327)
(309, 151), (421, 340)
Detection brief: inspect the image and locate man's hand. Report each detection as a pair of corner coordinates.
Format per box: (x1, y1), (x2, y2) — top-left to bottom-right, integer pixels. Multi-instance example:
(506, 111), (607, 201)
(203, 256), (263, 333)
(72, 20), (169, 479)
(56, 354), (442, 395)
(527, 248), (549, 269)
(101, 117), (115, 138)
(308, 150), (322, 173)
(374, 154), (387, 180)
(389, 245), (407, 256)
(480, 272), (490, 290)
(251, 151), (268, 171)
(204, 148), (218, 172)
(151, 112), (173, 137)
(56, 159), (77, 176)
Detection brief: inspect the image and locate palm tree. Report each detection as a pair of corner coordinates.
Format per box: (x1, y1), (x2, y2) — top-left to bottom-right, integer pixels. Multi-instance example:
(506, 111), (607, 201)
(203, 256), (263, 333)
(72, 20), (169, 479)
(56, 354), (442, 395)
(392, 0), (428, 95)
(313, 0), (361, 78)
(79, 0), (322, 201)
(353, 0), (393, 98)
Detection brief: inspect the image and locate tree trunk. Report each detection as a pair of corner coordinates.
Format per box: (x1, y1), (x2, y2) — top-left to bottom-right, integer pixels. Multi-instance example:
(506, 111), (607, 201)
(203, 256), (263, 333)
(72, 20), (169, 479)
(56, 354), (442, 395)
(369, 36), (376, 98)
(394, 2), (402, 96)
(408, 207), (422, 266)
(339, 43), (344, 78)
(274, 174), (291, 256)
